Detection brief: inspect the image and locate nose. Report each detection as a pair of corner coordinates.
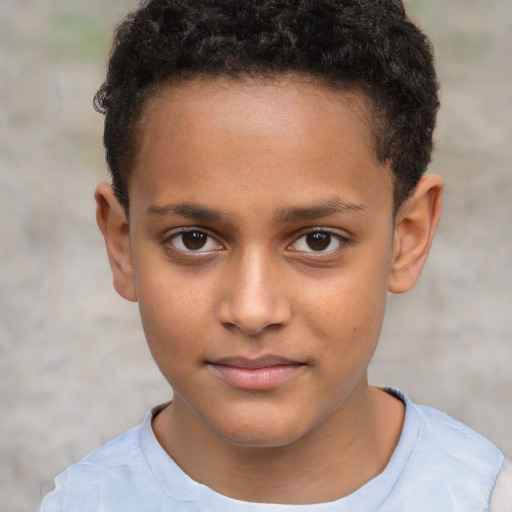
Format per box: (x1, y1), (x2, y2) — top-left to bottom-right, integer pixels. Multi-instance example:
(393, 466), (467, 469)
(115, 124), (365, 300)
(217, 249), (292, 336)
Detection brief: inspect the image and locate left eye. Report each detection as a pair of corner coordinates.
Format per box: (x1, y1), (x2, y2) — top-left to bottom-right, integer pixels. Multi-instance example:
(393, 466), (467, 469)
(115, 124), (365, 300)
(292, 231), (344, 253)
(169, 230), (221, 252)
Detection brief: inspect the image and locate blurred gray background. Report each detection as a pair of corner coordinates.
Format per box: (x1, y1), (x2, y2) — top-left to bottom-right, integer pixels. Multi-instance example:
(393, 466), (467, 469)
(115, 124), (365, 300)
(0, 0), (511, 510)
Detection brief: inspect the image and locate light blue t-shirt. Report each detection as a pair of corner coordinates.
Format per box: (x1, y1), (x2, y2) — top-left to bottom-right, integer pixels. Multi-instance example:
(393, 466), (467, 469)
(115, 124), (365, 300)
(39, 391), (506, 511)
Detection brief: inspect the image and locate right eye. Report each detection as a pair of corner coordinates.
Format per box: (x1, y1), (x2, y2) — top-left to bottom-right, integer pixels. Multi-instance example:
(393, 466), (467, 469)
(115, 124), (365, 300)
(167, 229), (223, 253)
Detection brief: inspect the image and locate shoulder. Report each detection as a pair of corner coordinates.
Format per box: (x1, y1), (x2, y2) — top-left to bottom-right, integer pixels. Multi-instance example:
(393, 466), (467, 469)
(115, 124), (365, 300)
(39, 418), (155, 512)
(388, 391), (505, 511)
(413, 400), (504, 471)
(75, 424), (142, 467)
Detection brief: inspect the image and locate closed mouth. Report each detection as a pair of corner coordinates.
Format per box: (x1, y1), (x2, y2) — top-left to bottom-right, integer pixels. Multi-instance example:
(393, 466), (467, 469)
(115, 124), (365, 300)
(210, 355), (304, 369)
(207, 356), (306, 390)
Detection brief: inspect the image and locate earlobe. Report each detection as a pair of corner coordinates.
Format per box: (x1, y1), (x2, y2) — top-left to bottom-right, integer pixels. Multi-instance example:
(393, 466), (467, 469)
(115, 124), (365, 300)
(95, 183), (137, 302)
(388, 174), (444, 294)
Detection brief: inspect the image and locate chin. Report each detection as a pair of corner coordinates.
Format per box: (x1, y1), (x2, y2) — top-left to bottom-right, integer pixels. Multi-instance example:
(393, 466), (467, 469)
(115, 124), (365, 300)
(208, 408), (310, 449)
(219, 429), (304, 449)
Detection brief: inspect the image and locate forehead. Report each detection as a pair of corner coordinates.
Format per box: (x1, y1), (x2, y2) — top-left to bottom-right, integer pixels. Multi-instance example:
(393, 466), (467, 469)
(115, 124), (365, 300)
(129, 76), (393, 217)
(137, 75), (375, 150)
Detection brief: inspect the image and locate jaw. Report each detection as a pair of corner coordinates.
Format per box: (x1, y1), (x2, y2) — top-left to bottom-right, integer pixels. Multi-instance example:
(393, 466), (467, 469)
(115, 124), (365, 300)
(152, 378), (405, 504)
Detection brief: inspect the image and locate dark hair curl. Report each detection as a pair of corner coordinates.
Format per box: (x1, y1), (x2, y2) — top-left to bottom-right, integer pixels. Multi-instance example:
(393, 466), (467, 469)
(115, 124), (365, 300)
(94, 0), (439, 213)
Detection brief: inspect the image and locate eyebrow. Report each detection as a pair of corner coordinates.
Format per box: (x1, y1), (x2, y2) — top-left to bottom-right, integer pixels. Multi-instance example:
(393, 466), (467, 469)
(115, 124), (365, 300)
(147, 197), (367, 223)
(273, 198), (368, 223)
(147, 202), (227, 221)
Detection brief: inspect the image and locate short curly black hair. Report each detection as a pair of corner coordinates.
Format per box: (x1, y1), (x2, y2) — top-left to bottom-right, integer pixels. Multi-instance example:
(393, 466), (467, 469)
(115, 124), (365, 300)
(94, 0), (439, 213)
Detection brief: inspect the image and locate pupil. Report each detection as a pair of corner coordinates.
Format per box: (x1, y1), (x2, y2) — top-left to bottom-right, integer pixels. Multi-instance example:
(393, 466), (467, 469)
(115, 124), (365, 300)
(183, 231), (207, 250)
(306, 232), (331, 251)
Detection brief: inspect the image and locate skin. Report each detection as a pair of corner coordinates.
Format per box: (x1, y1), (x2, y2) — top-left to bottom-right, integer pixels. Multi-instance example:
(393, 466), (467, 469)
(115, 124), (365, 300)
(96, 76), (443, 504)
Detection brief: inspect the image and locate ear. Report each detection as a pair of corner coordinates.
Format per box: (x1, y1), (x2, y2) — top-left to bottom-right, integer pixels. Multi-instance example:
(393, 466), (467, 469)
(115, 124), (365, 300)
(95, 183), (137, 302)
(388, 174), (444, 294)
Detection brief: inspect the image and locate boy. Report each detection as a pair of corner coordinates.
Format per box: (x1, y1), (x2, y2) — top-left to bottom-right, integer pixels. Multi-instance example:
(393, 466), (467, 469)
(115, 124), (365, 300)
(40, 0), (511, 510)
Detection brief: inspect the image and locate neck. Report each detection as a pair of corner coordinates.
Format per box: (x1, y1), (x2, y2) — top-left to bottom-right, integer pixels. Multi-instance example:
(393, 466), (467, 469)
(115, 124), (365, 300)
(152, 383), (404, 504)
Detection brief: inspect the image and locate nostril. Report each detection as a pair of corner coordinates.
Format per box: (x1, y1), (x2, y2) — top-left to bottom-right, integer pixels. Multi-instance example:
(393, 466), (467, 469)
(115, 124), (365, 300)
(217, 297), (292, 336)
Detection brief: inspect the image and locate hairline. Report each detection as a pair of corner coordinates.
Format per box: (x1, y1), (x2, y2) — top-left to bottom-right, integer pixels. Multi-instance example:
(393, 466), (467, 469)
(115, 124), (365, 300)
(123, 71), (397, 217)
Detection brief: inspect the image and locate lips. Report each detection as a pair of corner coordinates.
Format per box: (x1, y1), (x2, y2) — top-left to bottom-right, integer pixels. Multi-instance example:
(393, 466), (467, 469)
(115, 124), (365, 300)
(208, 356), (305, 390)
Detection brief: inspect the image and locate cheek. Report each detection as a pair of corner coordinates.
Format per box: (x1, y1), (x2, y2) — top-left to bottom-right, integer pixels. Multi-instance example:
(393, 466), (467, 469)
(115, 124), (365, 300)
(300, 256), (390, 353)
(134, 264), (210, 360)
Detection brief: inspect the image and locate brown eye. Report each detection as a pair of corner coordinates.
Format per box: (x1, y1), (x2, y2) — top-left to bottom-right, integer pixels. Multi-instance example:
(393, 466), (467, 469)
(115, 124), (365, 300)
(182, 231), (208, 250)
(290, 230), (345, 254)
(169, 229), (221, 253)
(306, 232), (331, 251)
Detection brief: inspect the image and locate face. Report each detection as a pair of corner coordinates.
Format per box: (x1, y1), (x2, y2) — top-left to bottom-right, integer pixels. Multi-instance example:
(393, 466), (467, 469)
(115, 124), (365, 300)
(123, 77), (398, 447)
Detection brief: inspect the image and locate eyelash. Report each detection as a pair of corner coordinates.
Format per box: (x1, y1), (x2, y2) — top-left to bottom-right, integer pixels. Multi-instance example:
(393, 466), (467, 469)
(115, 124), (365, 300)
(162, 227), (350, 257)
(163, 228), (223, 254)
(289, 229), (349, 255)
